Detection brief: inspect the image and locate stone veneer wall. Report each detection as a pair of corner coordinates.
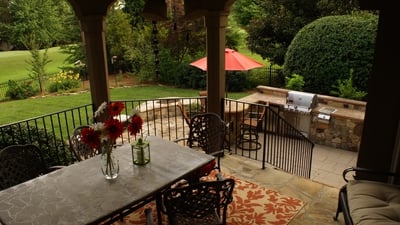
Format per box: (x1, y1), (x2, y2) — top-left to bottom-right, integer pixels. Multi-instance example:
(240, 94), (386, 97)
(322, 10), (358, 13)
(309, 94), (365, 152)
(256, 86), (366, 152)
(309, 114), (364, 152)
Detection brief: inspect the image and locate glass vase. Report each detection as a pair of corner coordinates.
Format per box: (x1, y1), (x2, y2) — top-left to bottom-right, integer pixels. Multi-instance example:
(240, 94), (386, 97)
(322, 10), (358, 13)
(131, 138), (150, 166)
(101, 145), (119, 180)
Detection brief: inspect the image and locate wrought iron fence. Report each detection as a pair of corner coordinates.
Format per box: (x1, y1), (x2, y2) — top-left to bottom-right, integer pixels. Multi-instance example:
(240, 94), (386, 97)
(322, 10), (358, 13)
(0, 97), (314, 178)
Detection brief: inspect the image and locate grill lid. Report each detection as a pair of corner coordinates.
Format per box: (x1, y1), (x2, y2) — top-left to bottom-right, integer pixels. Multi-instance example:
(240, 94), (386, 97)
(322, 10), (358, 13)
(284, 91), (318, 113)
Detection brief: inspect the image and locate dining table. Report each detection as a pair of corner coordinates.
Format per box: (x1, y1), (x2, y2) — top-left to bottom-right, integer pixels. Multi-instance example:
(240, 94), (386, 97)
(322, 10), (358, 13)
(0, 136), (215, 225)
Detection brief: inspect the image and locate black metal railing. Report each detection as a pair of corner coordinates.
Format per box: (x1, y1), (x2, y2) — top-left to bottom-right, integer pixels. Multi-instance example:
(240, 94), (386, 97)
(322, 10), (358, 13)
(220, 99), (314, 178)
(0, 97), (314, 178)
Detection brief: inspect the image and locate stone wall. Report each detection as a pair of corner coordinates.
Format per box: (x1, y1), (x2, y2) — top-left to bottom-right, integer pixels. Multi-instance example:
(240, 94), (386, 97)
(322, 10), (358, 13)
(243, 86), (366, 152)
(309, 114), (364, 152)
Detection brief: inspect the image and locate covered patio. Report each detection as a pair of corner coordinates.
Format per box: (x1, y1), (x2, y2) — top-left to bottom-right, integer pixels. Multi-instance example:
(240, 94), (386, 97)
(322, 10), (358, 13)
(0, 0), (398, 224)
(67, 0), (400, 177)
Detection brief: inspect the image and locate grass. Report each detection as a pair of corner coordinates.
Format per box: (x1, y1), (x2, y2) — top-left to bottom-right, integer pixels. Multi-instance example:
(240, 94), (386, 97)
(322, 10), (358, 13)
(0, 85), (252, 125)
(0, 47), (71, 83)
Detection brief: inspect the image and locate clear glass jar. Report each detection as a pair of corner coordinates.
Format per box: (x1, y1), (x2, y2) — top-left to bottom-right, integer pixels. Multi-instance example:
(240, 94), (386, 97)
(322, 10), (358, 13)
(131, 138), (150, 166)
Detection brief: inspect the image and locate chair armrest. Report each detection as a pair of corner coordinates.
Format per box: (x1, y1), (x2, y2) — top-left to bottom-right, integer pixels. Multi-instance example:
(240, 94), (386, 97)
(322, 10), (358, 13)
(343, 166), (400, 182)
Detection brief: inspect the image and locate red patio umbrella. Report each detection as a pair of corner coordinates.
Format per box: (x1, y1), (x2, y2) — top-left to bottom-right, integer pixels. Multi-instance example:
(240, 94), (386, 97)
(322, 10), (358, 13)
(190, 48), (264, 71)
(190, 48), (264, 98)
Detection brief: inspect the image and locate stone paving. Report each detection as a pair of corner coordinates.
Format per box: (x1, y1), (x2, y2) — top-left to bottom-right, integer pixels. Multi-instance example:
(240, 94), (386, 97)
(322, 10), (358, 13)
(219, 144), (357, 224)
(135, 108), (358, 224)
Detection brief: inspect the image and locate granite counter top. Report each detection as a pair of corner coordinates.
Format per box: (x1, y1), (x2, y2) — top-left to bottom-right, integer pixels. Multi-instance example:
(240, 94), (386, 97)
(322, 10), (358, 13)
(239, 92), (365, 121)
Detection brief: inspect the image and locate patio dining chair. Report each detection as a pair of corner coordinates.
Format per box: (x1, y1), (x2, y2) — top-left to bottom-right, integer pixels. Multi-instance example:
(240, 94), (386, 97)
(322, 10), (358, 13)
(69, 125), (98, 161)
(161, 177), (235, 225)
(177, 101), (233, 153)
(175, 112), (226, 176)
(0, 144), (63, 190)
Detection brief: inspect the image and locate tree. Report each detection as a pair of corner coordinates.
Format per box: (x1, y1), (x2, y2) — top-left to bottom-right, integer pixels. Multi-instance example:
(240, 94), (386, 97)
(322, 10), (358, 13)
(231, 0), (262, 27)
(283, 13), (378, 97)
(8, 0), (64, 49)
(0, 0), (12, 50)
(226, 15), (247, 49)
(58, 1), (84, 68)
(106, 6), (137, 73)
(22, 35), (52, 95)
(54, 0), (79, 45)
(244, 0), (360, 65)
(122, 0), (146, 28)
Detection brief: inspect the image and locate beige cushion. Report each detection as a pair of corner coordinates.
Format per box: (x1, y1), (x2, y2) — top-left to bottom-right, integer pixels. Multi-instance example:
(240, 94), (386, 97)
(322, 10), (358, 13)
(347, 180), (400, 225)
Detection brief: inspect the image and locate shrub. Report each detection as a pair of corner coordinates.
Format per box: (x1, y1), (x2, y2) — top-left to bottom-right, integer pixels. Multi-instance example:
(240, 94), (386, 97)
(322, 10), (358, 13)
(0, 124), (73, 166)
(285, 74), (305, 91)
(283, 12), (378, 96)
(330, 69), (367, 100)
(6, 80), (38, 100)
(175, 66), (206, 90)
(247, 65), (285, 88)
(48, 70), (80, 93)
(227, 71), (249, 92)
(246, 69), (265, 88)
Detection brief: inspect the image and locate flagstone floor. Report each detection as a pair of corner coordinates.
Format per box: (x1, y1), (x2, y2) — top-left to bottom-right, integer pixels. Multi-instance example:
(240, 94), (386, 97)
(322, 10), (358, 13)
(220, 144), (357, 225)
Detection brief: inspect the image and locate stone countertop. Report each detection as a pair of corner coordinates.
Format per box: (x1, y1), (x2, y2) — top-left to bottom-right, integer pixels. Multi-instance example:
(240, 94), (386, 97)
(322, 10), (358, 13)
(239, 92), (287, 106)
(239, 92), (365, 121)
(312, 105), (365, 121)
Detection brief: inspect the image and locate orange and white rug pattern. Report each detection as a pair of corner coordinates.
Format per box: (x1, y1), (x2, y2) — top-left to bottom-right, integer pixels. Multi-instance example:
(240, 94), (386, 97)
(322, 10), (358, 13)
(116, 172), (305, 225)
(225, 173), (304, 225)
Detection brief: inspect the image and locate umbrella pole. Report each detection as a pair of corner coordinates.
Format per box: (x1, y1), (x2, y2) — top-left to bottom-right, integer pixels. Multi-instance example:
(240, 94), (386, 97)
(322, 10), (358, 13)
(225, 71), (228, 99)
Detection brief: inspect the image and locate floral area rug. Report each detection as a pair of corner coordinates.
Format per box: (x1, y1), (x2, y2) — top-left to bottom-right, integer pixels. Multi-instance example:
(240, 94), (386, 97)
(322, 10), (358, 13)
(114, 172), (305, 225)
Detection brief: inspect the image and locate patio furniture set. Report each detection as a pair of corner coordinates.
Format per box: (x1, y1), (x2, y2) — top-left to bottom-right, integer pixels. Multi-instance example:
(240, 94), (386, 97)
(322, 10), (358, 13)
(0, 114), (235, 225)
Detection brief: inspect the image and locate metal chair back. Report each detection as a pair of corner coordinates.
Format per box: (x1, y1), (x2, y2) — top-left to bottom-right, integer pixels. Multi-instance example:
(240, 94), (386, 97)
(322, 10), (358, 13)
(0, 144), (48, 190)
(69, 125), (98, 161)
(186, 112), (226, 170)
(163, 178), (235, 225)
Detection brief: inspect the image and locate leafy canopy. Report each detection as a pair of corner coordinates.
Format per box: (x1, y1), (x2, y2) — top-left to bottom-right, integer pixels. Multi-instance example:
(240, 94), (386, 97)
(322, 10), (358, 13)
(283, 13), (378, 97)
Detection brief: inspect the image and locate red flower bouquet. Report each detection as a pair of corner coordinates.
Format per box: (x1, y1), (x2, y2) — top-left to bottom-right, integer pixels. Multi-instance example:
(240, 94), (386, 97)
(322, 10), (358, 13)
(80, 101), (143, 179)
(81, 101), (143, 150)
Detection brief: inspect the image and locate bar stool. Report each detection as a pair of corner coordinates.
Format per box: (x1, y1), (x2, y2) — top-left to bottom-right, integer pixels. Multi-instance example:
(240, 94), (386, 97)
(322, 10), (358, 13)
(237, 102), (267, 151)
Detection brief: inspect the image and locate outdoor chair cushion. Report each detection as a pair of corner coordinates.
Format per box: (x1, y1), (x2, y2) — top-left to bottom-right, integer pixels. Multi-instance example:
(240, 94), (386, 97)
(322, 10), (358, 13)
(347, 180), (400, 225)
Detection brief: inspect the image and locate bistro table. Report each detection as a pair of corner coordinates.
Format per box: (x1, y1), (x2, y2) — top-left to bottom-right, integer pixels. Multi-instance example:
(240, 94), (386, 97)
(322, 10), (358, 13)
(0, 136), (215, 225)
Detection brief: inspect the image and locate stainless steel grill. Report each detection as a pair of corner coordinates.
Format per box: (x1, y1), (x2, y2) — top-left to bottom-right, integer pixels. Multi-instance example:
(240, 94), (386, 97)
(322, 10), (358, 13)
(284, 91), (318, 114)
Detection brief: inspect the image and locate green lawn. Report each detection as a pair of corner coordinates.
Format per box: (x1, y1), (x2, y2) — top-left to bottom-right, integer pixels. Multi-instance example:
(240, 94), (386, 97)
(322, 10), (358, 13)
(0, 47), (71, 83)
(0, 85), (252, 125)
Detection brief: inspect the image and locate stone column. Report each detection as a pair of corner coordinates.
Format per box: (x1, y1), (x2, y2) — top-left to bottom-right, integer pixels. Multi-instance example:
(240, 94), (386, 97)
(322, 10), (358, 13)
(79, 15), (110, 113)
(204, 11), (229, 117)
